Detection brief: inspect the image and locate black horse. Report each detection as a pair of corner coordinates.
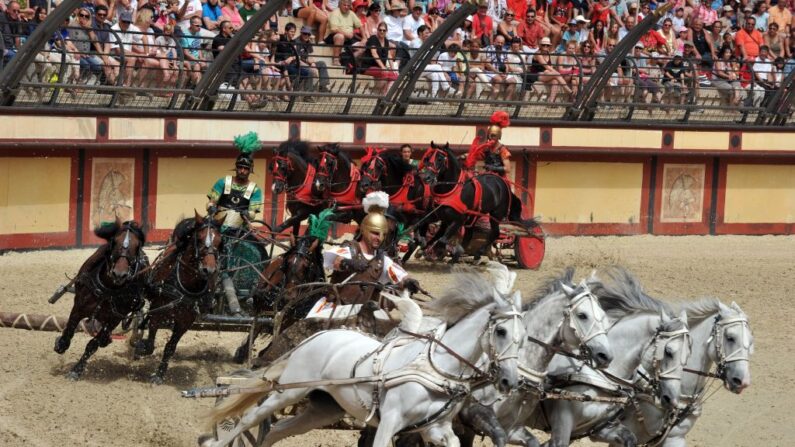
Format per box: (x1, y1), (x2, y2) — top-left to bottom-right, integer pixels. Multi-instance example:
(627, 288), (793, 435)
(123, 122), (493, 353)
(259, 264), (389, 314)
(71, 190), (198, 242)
(54, 218), (148, 380)
(315, 143), (365, 223)
(134, 211), (224, 384)
(419, 142), (526, 263)
(232, 233), (326, 364)
(271, 140), (325, 236)
(358, 148), (431, 262)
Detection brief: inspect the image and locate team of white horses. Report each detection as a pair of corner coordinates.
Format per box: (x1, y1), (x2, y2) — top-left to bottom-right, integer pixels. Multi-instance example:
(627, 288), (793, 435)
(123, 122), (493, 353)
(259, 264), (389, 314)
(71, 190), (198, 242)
(197, 263), (754, 447)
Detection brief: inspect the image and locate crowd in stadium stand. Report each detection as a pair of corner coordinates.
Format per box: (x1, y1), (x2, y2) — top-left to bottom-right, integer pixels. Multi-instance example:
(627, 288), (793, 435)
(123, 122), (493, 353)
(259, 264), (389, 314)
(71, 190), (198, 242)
(0, 0), (794, 107)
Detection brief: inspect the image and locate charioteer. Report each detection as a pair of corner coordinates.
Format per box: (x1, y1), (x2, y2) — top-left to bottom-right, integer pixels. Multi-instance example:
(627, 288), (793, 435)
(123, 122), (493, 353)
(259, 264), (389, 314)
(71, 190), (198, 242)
(464, 110), (512, 178)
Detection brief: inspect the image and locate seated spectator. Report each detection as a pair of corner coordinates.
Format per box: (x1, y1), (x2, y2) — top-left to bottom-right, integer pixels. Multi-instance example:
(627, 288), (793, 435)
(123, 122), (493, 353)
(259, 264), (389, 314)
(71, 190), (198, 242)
(657, 18), (676, 55)
(424, 7), (443, 32)
(674, 25), (688, 55)
(548, 0), (573, 48)
(154, 23), (180, 94)
(154, 0), (182, 32)
(110, 11), (146, 88)
(114, 0), (138, 26)
(631, 42), (663, 106)
(220, 0), (244, 31)
(353, 0), (372, 41)
(590, 0), (623, 30)
(1, 1), (26, 63)
(238, 0), (258, 23)
(516, 8), (548, 50)
(588, 19), (607, 53)
(772, 56), (786, 87)
(438, 42), (465, 94)
(472, 3), (493, 47)
(663, 52), (690, 106)
(640, 26), (668, 55)
(293, 0), (329, 43)
(556, 39), (579, 95)
(326, 0), (361, 65)
(602, 39), (632, 103)
(619, 15), (636, 41)
(559, 15), (588, 50)
(751, 2), (769, 32)
(749, 45), (775, 106)
(296, 25), (332, 96)
(181, 16), (209, 86)
(403, 5), (425, 44)
(579, 40), (597, 84)
(763, 23), (787, 60)
(203, 0), (224, 33)
(531, 36), (572, 102)
(177, 0), (205, 32)
(712, 46), (742, 106)
(465, 39), (492, 98)
(687, 18), (716, 66)
(735, 17), (763, 61)
(93, 5), (120, 86)
(719, 5), (735, 31)
(448, 14), (473, 46)
(496, 9), (518, 41)
(694, 1), (718, 28)
(485, 34), (519, 101)
(70, 8), (105, 85)
(768, 0), (791, 37)
(361, 22), (398, 95)
(671, 7), (686, 32)
(413, 26), (455, 97)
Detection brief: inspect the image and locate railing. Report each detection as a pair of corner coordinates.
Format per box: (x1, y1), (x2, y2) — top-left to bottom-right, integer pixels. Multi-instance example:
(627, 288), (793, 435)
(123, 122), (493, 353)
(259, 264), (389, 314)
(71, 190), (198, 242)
(0, 0), (792, 127)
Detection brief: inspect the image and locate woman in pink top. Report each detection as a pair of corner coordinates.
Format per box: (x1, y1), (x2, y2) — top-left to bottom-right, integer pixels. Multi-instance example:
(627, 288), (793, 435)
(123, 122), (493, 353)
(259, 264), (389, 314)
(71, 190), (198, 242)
(221, 0), (244, 31)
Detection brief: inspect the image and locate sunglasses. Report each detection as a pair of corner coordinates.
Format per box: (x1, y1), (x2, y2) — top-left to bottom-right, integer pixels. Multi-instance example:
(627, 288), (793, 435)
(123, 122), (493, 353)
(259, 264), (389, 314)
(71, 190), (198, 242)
(506, 13), (514, 16)
(378, 28), (387, 31)
(541, 44), (551, 47)
(79, 13), (90, 18)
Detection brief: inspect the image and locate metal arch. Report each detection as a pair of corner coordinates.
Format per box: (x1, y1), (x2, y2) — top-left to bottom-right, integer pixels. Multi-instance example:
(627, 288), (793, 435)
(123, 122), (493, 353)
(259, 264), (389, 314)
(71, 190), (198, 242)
(757, 68), (795, 125)
(374, 2), (479, 116)
(0, 0), (83, 106)
(182, 0), (290, 111)
(564, 2), (674, 121)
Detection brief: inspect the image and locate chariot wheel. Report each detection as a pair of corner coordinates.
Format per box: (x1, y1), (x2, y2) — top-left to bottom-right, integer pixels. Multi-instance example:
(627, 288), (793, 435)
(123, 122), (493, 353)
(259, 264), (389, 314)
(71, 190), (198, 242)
(514, 224), (545, 270)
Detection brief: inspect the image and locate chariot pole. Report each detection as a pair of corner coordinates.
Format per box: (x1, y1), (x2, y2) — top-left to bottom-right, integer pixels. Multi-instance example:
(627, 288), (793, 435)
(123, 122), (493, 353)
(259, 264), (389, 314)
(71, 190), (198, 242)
(0, 312), (101, 333)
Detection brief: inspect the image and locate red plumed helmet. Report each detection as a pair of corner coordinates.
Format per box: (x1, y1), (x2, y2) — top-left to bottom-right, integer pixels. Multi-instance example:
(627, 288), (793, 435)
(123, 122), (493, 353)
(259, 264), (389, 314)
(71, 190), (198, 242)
(489, 110), (511, 128)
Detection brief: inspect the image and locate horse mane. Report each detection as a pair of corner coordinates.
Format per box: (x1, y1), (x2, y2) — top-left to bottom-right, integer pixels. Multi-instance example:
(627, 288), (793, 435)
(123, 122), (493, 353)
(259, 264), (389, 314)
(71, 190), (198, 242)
(523, 267), (576, 310)
(171, 218), (196, 248)
(424, 267), (502, 325)
(276, 140), (315, 166)
(382, 153), (413, 177)
(93, 220), (146, 245)
(588, 267), (673, 319)
(672, 297), (722, 324)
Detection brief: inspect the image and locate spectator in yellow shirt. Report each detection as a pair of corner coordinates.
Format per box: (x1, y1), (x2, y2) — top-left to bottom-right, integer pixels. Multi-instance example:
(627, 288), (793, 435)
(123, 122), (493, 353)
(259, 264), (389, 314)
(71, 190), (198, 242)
(325, 0), (361, 65)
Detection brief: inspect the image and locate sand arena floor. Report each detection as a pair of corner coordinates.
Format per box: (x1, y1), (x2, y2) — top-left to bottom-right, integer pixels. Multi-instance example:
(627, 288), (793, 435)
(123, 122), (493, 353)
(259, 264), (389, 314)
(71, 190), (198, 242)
(1, 235), (793, 446)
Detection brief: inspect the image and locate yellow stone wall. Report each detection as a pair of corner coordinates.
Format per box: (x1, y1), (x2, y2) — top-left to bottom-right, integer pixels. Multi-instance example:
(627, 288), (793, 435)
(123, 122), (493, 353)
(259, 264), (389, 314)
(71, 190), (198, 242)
(552, 128), (661, 149)
(535, 161), (644, 223)
(0, 157), (71, 234)
(724, 164), (795, 223)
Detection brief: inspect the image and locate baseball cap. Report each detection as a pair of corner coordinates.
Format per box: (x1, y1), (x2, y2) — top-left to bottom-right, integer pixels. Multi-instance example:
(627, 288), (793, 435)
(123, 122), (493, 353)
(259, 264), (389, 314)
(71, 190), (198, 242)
(119, 10), (133, 23)
(300, 25), (312, 34)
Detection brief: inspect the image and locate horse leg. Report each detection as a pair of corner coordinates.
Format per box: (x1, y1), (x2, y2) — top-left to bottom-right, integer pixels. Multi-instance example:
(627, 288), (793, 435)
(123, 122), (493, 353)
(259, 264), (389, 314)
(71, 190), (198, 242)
(458, 402), (508, 447)
(507, 427), (541, 447)
(54, 290), (92, 354)
(473, 217), (500, 262)
(262, 390), (346, 447)
(438, 219), (463, 263)
(544, 401), (576, 447)
(421, 420), (459, 447)
(371, 411), (404, 447)
(150, 315), (192, 384)
(134, 318), (158, 358)
(66, 320), (116, 380)
(591, 422), (638, 447)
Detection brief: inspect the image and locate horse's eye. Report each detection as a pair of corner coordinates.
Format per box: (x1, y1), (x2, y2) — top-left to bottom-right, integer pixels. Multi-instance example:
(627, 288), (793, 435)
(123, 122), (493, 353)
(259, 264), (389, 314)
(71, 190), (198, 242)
(726, 336), (735, 344)
(577, 312), (588, 320)
(664, 348), (673, 359)
(495, 327), (507, 337)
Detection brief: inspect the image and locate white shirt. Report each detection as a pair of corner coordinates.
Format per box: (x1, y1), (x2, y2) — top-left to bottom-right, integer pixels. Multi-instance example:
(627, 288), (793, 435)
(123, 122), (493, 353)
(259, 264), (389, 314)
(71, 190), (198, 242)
(384, 14), (405, 43)
(178, 0), (203, 30)
(322, 245), (408, 285)
(403, 14), (424, 41)
(114, 0), (137, 24)
(110, 23), (143, 53)
(753, 57), (773, 82)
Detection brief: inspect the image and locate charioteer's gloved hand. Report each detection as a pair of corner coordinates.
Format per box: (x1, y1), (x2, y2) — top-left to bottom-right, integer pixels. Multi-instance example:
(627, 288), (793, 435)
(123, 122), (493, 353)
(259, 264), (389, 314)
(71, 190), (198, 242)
(341, 257), (369, 273)
(401, 278), (421, 294)
(207, 204), (218, 215)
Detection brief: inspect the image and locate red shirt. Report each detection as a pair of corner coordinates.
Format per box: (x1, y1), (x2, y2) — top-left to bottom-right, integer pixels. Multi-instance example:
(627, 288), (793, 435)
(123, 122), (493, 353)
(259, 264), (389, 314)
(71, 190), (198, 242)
(591, 3), (610, 26)
(507, 0), (528, 21)
(735, 28), (763, 60)
(550, 0), (572, 25)
(516, 20), (546, 48)
(640, 30), (666, 51)
(473, 13), (494, 41)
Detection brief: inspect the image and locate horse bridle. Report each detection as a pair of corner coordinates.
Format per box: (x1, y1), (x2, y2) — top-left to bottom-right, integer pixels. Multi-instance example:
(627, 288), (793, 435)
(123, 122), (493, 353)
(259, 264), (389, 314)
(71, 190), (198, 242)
(107, 225), (143, 278)
(420, 147), (449, 181)
(271, 154), (293, 186)
(315, 151), (338, 188)
(191, 220), (221, 267)
(360, 154), (385, 192)
(706, 314), (751, 380)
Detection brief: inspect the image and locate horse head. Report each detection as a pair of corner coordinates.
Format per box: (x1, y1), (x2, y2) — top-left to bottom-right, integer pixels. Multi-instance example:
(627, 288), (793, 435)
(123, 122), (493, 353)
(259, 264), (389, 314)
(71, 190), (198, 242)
(559, 280), (614, 369)
(485, 290), (525, 393)
(419, 141), (452, 186)
(712, 301), (754, 394)
(192, 210), (224, 278)
(283, 236), (323, 290)
(315, 143), (341, 193)
(96, 216), (146, 285)
(358, 146), (387, 195)
(271, 141), (311, 194)
(641, 310), (691, 409)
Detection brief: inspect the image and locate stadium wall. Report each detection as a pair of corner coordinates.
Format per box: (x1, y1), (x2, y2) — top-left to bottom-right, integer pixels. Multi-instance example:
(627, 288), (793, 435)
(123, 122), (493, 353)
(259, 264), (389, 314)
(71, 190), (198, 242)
(1, 114), (794, 250)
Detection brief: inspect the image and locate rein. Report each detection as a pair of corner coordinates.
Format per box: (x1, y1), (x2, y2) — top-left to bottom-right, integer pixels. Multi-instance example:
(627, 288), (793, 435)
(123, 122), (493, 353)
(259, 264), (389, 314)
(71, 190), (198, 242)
(398, 328), (490, 380)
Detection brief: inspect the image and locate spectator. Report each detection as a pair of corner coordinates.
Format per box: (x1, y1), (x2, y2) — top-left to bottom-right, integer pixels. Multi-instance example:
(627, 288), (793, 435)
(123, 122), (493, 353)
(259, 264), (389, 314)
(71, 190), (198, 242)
(92, 5), (119, 85)
(413, 25), (454, 97)
(401, 144), (418, 168)
(658, 18), (676, 55)
(590, 0), (622, 29)
(772, 56), (786, 87)
(532, 36), (572, 101)
(763, 23), (787, 59)
(719, 5), (735, 31)
(712, 45), (742, 106)
(751, 2), (769, 32)
(516, 8), (547, 50)
(70, 8), (106, 85)
(133, 8), (162, 90)
(640, 25), (668, 54)
(424, 7), (443, 32)
(694, 1), (718, 27)
(663, 53), (689, 105)
(383, 1), (406, 43)
(749, 44), (775, 106)
(438, 42), (465, 93)
(768, 0), (791, 37)
(361, 22), (398, 95)
(153, 0), (181, 32)
(472, 3), (493, 46)
(556, 39), (579, 95)
(403, 5), (424, 43)
(588, 19), (607, 53)
(354, 0), (372, 41)
(549, 0), (573, 48)
(1, 1), (26, 63)
(735, 16), (763, 61)
(154, 23), (180, 93)
(220, 0), (244, 31)
(602, 39), (632, 103)
(497, 9), (518, 41)
(238, 0), (258, 23)
(507, 0), (528, 21)
(293, 0), (329, 42)
(559, 15), (588, 51)
(465, 38), (491, 98)
(326, 0), (361, 65)
(114, 0), (138, 25)
(674, 25), (688, 55)
(485, 34), (518, 101)
(671, 7), (685, 31)
(738, 6), (753, 30)
(49, 17), (82, 91)
(632, 42), (663, 105)
(177, 0), (204, 32)
(721, 29), (736, 53)
(203, 0), (224, 32)
(709, 20), (724, 48)
(579, 40), (596, 84)
(110, 10), (145, 88)
(181, 16), (208, 85)
(448, 14), (473, 46)
(296, 25), (332, 95)
(687, 18), (716, 65)
(619, 15), (636, 41)
(211, 20), (233, 59)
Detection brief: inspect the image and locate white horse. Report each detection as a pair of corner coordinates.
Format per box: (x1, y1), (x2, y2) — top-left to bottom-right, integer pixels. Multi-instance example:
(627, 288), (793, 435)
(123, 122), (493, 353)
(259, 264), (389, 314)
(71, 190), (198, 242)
(619, 298), (754, 447)
(452, 268), (616, 447)
(533, 267), (693, 447)
(201, 269), (526, 447)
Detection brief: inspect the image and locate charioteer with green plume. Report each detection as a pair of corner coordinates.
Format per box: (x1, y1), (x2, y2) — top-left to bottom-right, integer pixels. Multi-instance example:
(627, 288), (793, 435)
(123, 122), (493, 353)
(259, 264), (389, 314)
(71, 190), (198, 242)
(207, 131), (264, 229)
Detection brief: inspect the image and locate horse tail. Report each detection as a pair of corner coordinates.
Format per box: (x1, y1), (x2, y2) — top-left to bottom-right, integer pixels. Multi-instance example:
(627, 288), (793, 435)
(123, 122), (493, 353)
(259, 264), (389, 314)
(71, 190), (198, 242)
(509, 191), (524, 222)
(203, 356), (290, 428)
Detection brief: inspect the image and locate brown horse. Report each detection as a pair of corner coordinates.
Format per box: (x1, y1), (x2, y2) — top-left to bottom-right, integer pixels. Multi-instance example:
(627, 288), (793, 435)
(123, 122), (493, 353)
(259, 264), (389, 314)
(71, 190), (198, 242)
(134, 211), (223, 384)
(54, 217), (148, 380)
(232, 234), (326, 364)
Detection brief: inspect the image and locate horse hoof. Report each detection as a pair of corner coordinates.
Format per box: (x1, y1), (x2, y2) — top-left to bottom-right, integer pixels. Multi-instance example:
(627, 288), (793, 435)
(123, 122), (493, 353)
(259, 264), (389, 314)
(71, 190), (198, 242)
(232, 346), (248, 365)
(65, 370), (81, 381)
(54, 336), (70, 354)
(149, 374), (165, 385)
(134, 341), (153, 358)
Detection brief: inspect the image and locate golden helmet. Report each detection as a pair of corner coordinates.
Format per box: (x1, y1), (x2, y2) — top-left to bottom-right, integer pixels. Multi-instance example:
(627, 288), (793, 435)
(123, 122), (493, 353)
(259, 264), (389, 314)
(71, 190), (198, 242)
(487, 124), (502, 141)
(361, 212), (389, 240)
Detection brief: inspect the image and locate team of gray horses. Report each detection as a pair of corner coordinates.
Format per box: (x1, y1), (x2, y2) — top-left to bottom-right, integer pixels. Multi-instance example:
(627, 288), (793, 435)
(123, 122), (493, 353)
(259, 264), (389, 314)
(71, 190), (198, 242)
(197, 263), (753, 447)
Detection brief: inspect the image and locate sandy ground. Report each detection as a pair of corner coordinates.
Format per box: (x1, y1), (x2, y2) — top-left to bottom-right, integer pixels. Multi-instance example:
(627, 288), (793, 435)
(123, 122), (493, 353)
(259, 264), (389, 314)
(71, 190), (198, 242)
(1, 235), (793, 447)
